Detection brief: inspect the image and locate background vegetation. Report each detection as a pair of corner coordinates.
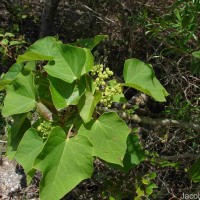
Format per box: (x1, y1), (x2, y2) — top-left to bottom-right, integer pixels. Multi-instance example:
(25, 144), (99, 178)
(0, 0), (200, 199)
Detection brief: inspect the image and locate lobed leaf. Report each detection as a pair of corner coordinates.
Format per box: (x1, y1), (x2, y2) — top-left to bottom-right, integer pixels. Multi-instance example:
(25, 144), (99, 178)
(79, 112), (130, 165)
(17, 36), (94, 83)
(17, 37), (55, 63)
(34, 127), (94, 200)
(123, 58), (169, 102)
(2, 72), (36, 116)
(78, 91), (102, 123)
(15, 128), (44, 175)
(0, 63), (24, 90)
(44, 44), (94, 83)
(120, 134), (145, 173)
(48, 76), (85, 109)
(108, 134), (145, 173)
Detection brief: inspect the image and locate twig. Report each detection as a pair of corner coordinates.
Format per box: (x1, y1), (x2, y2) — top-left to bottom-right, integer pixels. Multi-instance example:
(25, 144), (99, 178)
(67, 124), (74, 141)
(36, 102), (53, 121)
(97, 107), (200, 132)
(0, 42), (13, 59)
(78, 3), (117, 25)
(156, 153), (200, 161)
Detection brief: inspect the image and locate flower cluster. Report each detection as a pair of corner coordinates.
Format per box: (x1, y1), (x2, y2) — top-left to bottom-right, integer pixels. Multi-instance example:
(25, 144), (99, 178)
(37, 121), (52, 139)
(100, 84), (122, 107)
(91, 64), (122, 108)
(91, 64), (114, 91)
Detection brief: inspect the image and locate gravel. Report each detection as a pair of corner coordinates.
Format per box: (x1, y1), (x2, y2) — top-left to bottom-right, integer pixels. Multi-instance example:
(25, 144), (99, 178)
(0, 157), (22, 199)
(0, 157), (39, 199)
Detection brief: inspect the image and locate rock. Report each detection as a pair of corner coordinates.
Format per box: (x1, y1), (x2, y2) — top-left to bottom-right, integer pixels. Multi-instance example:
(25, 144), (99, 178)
(0, 157), (22, 199)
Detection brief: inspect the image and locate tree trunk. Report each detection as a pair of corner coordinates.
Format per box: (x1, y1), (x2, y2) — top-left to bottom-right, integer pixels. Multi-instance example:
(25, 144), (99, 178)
(39, 0), (61, 38)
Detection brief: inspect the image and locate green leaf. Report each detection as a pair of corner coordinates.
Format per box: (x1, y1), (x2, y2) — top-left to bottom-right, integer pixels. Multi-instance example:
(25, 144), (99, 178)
(189, 158), (200, 182)
(142, 178), (150, 185)
(48, 76), (85, 109)
(136, 187), (145, 197)
(37, 75), (52, 103)
(79, 112), (130, 165)
(27, 169), (36, 185)
(0, 63), (24, 90)
(6, 114), (31, 160)
(148, 172), (157, 179)
(146, 183), (157, 195)
(34, 127), (94, 200)
(78, 91), (102, 123)
(158, 160), (180, 169)
(110, 134), (145, 173)
(15, 128), (44, 175)
(113, 93), (127, 103)
(79, 74), (95, 93)
(192, 51), (200, 58)
(17, 37), (55, 63)
(44, 44), (94, 83)
(1, 38), (8, 45)
(2, 72), (36, 116)
(24, 61), (36, 71)
(5, 32), (15, 37)
(9, 40), (25, 46)
(191, 60), (200, 75)
(122, 134), (145, 172)
(17, 37), (94, 83)
(191, 52), (200, 74)
(123, 59), (169, 102)
(72, 35), (108, 50)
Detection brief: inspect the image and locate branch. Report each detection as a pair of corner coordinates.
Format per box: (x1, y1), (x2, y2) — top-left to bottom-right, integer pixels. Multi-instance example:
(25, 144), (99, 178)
(78, 3), (117, 25)
(97, 107), (200, 132)
(36, 102), (53, 121)
(156, 154), (200, 161)
(133, 115), (200, 132)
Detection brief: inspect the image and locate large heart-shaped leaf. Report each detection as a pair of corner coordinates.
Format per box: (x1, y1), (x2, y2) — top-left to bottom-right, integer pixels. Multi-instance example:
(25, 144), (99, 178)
(78, 91), (102, 123)
(2, 72), (36, 116)
(79, 112), (130, 165)
(44, 43), (94, 83)
(48, 76), (85, 109)
(15, 128), (44, 174)
(123, 59), (169, 102)
(111, 134), (145, 173)
(123, 134), (145, 171)
(17, 37), (94, 83)
(0, 63), (24, 90)
(34, 127), (94, 200)
(17, 37), (55, 63)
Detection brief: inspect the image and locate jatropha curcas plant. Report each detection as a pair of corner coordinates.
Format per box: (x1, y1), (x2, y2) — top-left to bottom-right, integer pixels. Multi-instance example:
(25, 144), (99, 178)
(0, 35), (169, 200)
